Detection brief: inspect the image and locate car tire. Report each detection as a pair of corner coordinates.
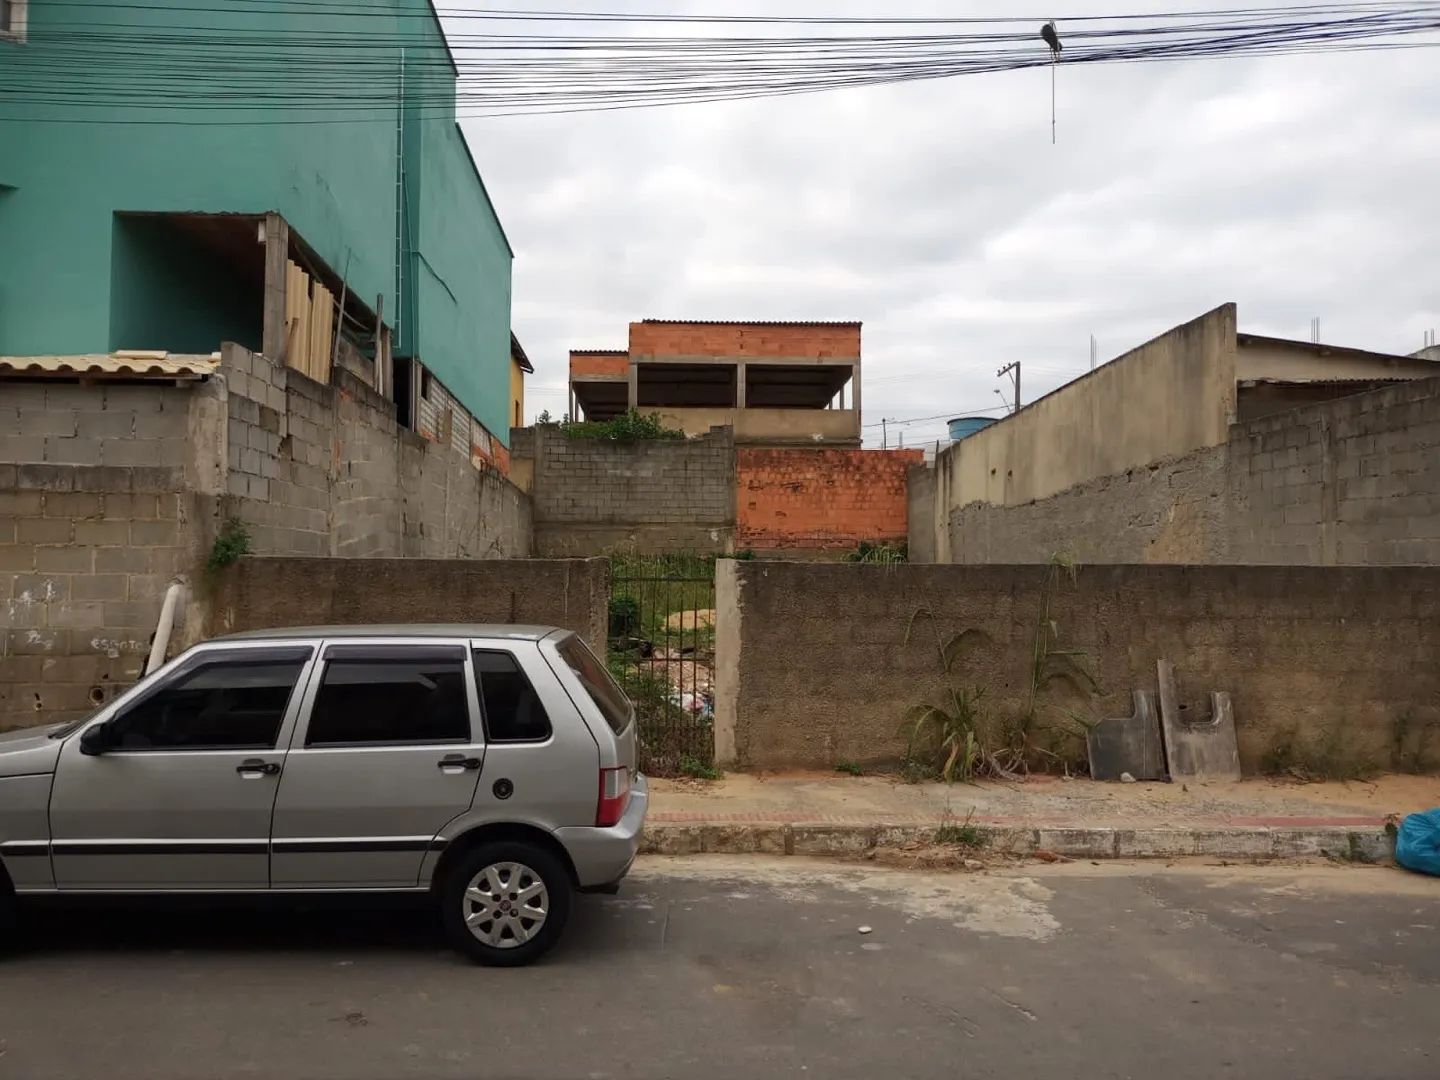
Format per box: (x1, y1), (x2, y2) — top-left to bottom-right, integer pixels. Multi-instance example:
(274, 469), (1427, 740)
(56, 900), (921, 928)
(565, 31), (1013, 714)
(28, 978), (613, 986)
(440, 841), (572, 967)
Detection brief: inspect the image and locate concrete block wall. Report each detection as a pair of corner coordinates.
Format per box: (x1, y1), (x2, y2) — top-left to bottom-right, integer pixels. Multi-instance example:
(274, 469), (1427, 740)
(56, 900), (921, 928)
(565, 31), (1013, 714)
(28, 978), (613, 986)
(715, 561), (1440, 774)
(1229, 376), (1440, 564)
(2, 348), (533, 730)
(221, 345), (532, 560)
(1, 382), (203, 730)
(735, 448), (921, 551)
(515, 425), (735, 556)
(930, 377), (1440, 566)
(211, 556), (609, 656)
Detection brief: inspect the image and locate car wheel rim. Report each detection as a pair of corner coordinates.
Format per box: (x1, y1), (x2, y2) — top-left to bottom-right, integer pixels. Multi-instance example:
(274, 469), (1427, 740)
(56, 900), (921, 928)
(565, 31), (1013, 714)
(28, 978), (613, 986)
(462, 861), (549, 948)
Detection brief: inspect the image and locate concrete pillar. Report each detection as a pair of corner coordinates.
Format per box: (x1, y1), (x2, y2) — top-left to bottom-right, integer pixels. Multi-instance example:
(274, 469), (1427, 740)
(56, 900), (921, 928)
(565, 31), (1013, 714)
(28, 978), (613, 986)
(627, 361), (638, 412)
(736, 362), (746, 409)
(712, 558), (740, 768)
(261, 213), (289, 363)
(850, 363), (861, 418)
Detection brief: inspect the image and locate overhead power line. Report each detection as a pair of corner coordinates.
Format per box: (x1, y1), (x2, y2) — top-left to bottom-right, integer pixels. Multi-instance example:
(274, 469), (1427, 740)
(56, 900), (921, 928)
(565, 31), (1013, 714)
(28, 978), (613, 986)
(2, 3), (1437, 124)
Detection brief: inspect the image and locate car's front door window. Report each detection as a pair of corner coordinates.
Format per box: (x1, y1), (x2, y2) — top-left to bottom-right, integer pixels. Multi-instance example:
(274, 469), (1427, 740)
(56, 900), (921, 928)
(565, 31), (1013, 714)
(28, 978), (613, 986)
(109, 656), (306, 751)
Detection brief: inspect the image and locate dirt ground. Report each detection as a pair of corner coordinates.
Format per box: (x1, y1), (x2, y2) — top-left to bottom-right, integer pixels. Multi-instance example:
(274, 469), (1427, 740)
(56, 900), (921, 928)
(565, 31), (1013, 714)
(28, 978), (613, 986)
(650, 770), (1440, 826)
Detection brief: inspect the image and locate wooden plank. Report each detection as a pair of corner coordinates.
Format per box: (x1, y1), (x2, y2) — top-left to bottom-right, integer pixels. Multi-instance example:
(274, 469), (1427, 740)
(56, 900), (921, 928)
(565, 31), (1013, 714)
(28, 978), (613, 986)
(262, 214), (290, 362)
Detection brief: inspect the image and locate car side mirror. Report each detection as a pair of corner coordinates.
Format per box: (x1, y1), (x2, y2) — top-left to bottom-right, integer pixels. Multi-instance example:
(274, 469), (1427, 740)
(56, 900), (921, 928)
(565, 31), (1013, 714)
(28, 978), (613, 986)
(79, 723), (115, 756)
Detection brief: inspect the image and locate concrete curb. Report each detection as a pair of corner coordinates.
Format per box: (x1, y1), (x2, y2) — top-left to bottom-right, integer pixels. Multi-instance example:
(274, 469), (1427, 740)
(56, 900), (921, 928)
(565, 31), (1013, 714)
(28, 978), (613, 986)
(640, 821), (1394, 863)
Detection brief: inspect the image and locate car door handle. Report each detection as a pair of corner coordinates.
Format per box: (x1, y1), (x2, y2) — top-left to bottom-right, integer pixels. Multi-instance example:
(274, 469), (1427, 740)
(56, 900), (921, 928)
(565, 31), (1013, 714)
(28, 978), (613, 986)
(236, 760), (281, 778)
(437, 755), (481, 772)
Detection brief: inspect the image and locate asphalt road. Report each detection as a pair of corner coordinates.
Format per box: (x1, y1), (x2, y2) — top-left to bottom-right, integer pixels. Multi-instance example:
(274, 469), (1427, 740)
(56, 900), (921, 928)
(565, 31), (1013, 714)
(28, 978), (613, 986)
(1, 857), (1437, 1080)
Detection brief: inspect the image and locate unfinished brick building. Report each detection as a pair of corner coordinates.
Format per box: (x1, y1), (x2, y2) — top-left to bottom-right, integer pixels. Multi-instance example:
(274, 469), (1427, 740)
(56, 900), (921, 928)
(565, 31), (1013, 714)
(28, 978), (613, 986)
(511, 320), (918, 556)
(569, 320), (861, 446)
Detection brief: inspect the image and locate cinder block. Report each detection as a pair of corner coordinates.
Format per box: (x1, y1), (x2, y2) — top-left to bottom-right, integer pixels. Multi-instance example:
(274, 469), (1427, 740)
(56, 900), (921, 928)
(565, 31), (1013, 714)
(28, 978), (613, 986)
(102, 440), (162, 468)
(76, 412), (136, 440)
(6, 628), (69, 655)
(0, 492), (39, 518)
(47, 601), (105, 629)
(43, 437), (103, 466)
(0, 435), (48, 463)
(94, 547), (153, 574)
(35, 547), (93, 573)
(129, 521), (180, 547)
(69, 466), (132, 494)
(18, 411), (78, 438)
(42, 492), (104, 519)
(71, 574), (128, 602)
(18, 518), (72, 545)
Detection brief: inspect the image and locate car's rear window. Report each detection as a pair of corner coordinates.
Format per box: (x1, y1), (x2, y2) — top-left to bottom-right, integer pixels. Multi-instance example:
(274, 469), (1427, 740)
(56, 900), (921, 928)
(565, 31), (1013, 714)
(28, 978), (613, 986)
(557, 635), (633, 734)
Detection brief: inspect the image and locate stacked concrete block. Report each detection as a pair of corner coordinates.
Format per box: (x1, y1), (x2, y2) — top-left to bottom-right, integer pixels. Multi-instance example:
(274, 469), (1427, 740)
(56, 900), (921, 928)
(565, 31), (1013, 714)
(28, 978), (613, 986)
(0, 449), (196, 731)
(517, 426), (736, 556)
(717, 561), (1440, 774)
(935, 376), (1440, 567)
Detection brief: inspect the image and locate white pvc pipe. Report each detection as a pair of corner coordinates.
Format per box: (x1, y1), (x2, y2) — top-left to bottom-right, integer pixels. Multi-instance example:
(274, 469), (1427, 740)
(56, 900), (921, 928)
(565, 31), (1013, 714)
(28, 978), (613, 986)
(145, 583), (184, 677)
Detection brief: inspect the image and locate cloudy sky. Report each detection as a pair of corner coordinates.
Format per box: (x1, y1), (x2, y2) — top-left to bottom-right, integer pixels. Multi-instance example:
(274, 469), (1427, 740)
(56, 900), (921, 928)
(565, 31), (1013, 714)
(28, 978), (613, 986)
(452, 2), (1440, 447)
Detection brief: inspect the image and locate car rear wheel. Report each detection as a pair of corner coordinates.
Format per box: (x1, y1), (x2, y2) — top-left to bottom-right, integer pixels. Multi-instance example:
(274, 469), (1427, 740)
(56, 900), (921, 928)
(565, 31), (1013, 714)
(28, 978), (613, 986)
(440, 841), (572, 966)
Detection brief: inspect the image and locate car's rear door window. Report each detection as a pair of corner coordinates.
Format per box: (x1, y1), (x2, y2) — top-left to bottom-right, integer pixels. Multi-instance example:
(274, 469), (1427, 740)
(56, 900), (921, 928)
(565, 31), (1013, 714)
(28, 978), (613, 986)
(306, 645), (469, 746)
(473, 651), (551, 742)
(556, 635), (633, 734)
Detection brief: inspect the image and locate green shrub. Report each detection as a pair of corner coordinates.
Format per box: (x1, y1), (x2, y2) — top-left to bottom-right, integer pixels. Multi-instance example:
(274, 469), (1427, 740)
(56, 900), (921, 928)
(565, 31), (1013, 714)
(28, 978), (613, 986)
(561, 409), (683, 442)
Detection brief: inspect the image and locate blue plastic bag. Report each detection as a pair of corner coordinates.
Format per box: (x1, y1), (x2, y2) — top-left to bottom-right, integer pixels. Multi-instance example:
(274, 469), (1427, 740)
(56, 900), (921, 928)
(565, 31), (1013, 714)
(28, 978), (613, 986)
(1395, 808), (1440, 877)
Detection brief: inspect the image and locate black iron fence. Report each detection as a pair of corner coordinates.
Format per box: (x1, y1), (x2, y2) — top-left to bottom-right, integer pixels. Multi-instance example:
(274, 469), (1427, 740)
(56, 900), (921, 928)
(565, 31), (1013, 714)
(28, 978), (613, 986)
(607, 553), (716, 776)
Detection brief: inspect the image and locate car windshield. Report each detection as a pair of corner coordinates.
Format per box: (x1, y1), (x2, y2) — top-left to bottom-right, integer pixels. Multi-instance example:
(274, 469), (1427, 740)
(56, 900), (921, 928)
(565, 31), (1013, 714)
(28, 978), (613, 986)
(556, 634), (633, 734)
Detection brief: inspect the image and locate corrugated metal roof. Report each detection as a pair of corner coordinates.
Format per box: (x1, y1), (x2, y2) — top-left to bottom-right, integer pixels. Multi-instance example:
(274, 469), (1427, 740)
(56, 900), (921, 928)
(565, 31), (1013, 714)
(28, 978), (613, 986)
(640, 319), (861, 327)
(0, 352), (220, 378)
(569, 348), (629, 355)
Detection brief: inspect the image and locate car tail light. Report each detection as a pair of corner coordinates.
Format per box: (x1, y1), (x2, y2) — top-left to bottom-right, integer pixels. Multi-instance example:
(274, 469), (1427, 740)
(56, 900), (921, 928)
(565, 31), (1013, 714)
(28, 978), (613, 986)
(597, 766), (631, 827)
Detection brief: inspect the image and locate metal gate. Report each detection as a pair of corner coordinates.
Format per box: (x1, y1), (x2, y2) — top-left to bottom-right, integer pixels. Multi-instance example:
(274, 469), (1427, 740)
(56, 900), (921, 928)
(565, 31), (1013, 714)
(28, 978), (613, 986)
(607, 553), (717, 776)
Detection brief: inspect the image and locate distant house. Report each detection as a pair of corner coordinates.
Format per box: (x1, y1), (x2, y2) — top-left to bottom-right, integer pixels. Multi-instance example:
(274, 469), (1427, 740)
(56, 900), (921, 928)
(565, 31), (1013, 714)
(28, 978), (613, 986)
(511, 333), (534, 431)
(569, 320), (862, 446)
(0, 0), (516, 462)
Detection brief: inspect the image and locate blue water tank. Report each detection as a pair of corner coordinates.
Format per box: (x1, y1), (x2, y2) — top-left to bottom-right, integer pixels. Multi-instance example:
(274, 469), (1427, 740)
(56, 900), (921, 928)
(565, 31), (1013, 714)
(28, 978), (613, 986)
(947, 416), (997, 442)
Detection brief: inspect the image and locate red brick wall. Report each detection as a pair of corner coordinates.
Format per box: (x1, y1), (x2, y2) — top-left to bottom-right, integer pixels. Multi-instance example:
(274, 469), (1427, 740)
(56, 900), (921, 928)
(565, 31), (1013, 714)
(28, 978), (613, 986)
(736, 448), (922, 551)
(569, 350), (629, 378)
(629, 322), (860, 361)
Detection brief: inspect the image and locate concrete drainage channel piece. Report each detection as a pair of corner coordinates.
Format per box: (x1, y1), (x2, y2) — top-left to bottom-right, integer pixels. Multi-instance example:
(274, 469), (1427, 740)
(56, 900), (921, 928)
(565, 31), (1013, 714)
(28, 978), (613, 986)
(640, 822), (1394, 863)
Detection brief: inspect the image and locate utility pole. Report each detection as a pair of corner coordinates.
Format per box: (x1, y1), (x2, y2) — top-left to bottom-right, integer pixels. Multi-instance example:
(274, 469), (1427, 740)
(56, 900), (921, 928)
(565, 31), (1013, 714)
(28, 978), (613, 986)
(997, 361), (1021, 411)
(881, 417), (888, 449)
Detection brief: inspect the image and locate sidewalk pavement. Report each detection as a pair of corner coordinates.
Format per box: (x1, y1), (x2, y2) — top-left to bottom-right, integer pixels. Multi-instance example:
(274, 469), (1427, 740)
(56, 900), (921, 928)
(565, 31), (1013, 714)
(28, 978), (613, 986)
(641, 771), (1440, 862)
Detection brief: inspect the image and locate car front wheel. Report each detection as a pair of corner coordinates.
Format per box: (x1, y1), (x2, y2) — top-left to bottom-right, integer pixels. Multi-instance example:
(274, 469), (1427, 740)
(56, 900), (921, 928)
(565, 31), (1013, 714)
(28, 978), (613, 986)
(440, 841), (572, 966)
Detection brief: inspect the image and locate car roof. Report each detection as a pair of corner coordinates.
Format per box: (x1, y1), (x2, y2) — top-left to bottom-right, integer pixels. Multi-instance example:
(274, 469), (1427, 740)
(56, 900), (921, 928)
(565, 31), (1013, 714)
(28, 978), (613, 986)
(211, 624), (565, 643)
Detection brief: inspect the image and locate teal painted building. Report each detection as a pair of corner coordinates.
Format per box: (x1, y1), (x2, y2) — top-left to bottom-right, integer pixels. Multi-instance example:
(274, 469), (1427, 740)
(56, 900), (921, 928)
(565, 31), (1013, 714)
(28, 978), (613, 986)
(0, 0), (515, 445)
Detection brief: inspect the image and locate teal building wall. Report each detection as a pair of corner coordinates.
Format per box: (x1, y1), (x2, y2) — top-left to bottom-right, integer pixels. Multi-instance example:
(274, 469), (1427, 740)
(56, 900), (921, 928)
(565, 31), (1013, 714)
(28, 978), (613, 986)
(0, 0), (513, 442)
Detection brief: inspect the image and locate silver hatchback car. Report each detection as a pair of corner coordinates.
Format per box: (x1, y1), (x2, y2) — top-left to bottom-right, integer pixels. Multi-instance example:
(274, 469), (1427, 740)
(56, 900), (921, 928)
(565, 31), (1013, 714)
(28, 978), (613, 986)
(0, 625), (648, 966)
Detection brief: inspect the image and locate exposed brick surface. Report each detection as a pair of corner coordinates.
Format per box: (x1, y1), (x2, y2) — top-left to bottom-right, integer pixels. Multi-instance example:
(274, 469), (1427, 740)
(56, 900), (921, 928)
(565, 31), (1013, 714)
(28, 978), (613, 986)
(736, 448), (920, 550)
(568, 350), (629, 378)
(629, 321), (860, 361)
